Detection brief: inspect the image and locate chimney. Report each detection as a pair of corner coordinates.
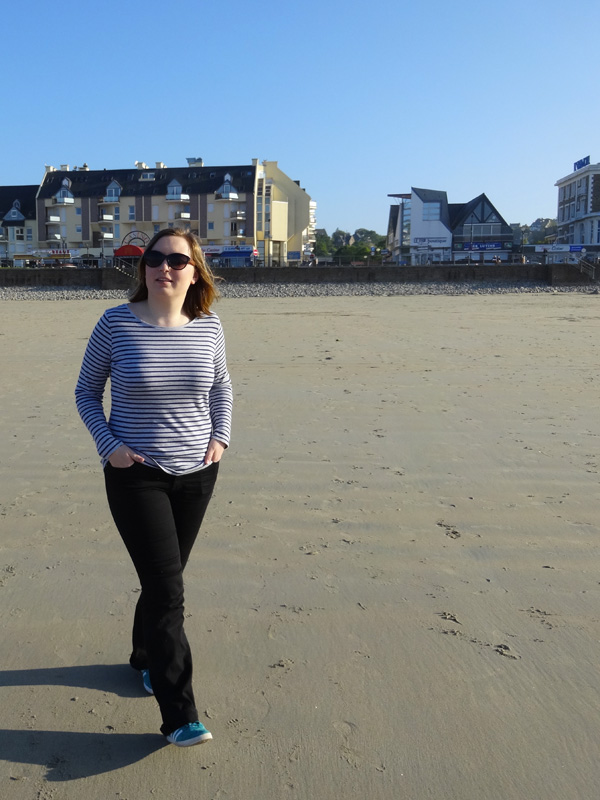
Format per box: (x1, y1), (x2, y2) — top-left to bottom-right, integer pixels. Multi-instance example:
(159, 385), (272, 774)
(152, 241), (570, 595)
(155, 161), (166, 169)
(186, 157), (204, 167)
(60, 164), (70, 171)
(135, 161), (148, 170)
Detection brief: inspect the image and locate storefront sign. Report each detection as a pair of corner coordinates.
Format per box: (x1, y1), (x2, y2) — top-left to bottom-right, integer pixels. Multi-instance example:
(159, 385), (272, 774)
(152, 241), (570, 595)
(412, 237), (450, 246)
(535, 244), (583, 252)
(462, 242), (502, 251)
(202, 244), (258, 258)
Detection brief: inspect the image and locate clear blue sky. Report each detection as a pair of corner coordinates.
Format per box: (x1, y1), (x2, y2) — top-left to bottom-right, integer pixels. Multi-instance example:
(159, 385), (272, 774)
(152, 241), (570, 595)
(3, 0), (598, 234)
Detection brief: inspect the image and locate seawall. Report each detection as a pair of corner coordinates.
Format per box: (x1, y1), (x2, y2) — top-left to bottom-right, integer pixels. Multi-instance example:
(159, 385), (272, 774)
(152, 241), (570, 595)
(0, 263), (592, 289)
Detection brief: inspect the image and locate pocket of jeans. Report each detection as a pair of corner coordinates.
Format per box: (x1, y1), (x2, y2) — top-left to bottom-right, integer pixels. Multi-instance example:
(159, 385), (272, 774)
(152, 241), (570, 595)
(194, 461), (219, 493)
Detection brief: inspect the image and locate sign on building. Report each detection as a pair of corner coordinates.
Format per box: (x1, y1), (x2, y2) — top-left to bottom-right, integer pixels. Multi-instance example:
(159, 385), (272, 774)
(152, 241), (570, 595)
(574, 156), (590, 172)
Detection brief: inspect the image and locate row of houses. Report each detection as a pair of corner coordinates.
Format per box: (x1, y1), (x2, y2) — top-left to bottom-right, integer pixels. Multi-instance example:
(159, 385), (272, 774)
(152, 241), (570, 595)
(0, 158), (316, 267)
(388, 156), (600, 266)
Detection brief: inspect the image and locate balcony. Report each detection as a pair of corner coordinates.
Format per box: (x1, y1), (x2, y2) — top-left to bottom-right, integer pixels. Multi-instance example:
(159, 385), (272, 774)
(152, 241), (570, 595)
(46, 232), (61, 240)
(166, 193), (190, 202)
(53, 196), (74, 205)
(176, 211), (191, 220)
(99, 195), (120, 204)
(231, 210), (246, 221)
(232, 228), (246, 238)
(101, 232), (114, 240)
(46, 214), (61, 223)
(99, 213), (114, 221)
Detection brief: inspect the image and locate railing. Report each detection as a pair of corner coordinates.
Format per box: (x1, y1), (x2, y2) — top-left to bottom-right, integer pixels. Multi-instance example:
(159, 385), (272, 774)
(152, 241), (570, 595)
(577, 258), (596, 280)
(112, 257), (137, 279)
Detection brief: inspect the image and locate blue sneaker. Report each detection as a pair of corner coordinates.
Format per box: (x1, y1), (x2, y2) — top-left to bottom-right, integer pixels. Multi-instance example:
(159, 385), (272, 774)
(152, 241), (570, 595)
(166, 721), (213, 747)
(142, 669), (153, 695)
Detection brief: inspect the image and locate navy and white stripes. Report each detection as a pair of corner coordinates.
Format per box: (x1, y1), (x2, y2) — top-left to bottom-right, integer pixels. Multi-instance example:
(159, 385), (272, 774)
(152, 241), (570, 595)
(75, 304), (232, 475)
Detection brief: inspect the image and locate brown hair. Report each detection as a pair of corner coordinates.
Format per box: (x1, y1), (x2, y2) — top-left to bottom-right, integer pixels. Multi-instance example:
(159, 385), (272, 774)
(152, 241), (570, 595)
(129, 228), (220, 317)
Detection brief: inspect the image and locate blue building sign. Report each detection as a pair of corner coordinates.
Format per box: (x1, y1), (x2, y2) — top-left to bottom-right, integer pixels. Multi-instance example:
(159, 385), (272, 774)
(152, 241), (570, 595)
(574, 155), (590, 171)
(463, 242), (503, 251)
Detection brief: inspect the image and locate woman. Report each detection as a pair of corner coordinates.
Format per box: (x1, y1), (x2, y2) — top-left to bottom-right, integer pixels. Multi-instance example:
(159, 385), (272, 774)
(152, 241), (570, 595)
(75, 228), (232, 747)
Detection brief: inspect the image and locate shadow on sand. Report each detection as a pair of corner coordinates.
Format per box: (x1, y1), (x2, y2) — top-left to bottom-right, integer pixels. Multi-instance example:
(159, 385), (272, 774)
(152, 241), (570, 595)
(0, 663), (144, 697)
(1, 664), (165, 780)
(1, 729), (165, 780)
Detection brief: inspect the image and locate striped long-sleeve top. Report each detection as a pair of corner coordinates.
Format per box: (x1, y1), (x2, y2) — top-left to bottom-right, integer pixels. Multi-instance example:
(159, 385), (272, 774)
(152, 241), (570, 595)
(75, 303), (233, 475)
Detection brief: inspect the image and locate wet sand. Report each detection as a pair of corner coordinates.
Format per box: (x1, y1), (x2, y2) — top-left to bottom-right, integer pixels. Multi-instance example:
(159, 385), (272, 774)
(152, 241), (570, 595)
(1, 293), (600, 799)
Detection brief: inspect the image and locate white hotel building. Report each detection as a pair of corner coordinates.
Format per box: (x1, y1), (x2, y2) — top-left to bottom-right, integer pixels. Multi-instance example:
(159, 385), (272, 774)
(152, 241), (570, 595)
(555, 156), (600, 246)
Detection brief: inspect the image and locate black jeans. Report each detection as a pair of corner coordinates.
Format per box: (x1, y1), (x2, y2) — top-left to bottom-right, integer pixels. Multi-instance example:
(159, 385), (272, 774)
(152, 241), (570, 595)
(104, 460), (219, 736)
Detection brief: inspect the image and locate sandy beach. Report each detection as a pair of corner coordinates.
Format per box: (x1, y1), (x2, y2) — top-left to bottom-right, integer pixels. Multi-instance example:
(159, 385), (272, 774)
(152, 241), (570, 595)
(1, 291), (600, 799)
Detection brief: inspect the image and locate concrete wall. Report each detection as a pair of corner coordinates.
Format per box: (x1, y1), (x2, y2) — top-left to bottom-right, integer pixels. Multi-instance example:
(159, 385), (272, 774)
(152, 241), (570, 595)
(0, 268), (133, 289)
(0, 263), (594, 289)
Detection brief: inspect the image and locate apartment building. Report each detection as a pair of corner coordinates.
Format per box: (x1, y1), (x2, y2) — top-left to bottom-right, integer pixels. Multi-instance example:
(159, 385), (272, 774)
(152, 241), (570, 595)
(387, 187), (514, 264)
(0, 185), (38, 262)
(555, 156), (600, 245)
(4, 157), (313, 266)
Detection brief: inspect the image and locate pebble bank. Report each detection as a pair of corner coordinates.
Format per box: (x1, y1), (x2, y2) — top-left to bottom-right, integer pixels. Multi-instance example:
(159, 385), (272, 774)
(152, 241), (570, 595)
(0, 281), (597, 301)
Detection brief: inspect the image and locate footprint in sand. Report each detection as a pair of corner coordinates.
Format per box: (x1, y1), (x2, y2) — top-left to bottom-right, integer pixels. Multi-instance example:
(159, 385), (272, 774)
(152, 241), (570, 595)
(333, 720), (362, 768)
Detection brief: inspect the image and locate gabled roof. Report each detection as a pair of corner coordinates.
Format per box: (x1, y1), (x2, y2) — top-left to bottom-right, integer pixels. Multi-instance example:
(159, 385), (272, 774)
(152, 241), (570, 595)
(37, 165), (257, 199)
(448, 193), (510, 230)
(0, 185), (38, 223)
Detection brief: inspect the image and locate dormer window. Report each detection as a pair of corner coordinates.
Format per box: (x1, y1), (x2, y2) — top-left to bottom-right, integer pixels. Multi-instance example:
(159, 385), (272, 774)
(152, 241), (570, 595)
(166, 179), (190, 202)
(140, 172), (155, 181)
(216, 173), (239, 200)
(106, 180), (121, 198)
(54, 178), (74, 204)
(57, 177), (73, 199)
(4, 199), (25, 222)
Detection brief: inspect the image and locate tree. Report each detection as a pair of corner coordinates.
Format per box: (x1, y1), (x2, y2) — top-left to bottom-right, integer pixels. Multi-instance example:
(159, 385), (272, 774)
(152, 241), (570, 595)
(333, 242), (371, 261)
(331, 228), (351, 248)
(353, 228), (386, 248)
(314, 230), (332, 257)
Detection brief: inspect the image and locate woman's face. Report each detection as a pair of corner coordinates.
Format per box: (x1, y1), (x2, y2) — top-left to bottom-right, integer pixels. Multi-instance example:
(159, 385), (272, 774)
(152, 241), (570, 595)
(145, 236), (197, 300)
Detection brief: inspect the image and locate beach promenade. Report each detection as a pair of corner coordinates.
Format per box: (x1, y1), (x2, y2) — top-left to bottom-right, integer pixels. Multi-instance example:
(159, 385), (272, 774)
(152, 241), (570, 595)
(1, 292), (600, 799)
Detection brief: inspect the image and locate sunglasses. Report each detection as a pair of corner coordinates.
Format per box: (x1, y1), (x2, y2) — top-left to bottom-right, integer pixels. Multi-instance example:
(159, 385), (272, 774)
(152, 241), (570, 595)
(144, 250), (192, 269)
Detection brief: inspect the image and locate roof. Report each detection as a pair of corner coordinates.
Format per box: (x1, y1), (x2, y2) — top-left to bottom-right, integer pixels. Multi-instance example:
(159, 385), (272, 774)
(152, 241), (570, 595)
(449, 193), (511, 230)
(0, 185), (38, 223)
(412, 187), (448, 205)
(37, 165), (257, 199)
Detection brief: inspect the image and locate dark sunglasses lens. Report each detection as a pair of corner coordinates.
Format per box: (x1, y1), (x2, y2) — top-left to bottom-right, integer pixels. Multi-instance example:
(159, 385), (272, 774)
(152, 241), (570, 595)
(144, 251), (191, 269)
(167, 254), (191, 269)
(144, 251), (164, 267)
